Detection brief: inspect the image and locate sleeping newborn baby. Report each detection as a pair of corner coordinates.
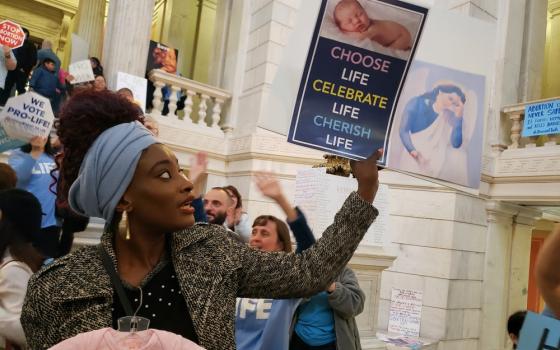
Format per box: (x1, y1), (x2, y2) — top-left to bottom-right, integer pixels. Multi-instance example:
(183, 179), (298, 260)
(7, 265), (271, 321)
(334, 0), (412, 50)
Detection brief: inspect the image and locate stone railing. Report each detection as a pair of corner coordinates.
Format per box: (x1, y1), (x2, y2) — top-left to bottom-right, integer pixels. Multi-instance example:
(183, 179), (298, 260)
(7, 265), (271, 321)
(502, 96), (560, 149)
(147, 69), (233, 134)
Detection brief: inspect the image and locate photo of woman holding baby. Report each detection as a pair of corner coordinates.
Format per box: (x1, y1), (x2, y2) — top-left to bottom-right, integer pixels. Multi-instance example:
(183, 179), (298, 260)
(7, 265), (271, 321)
(386, 61), (486, 189)
(320, 0), (424, 60)
(396, 84), (466, 180)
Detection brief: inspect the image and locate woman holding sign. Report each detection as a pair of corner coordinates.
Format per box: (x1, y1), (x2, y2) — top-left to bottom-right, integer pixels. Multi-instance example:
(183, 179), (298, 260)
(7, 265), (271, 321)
(21, 90), (382, 350)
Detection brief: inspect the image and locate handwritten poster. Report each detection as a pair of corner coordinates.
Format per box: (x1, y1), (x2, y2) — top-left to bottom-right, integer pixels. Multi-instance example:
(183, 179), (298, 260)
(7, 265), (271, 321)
(69, 59), (95, 84)
(116, 72), (148, 112)
(0, 92), (54, 141)
(288, 0), (427, 164)
(388, 288), (423, 337)
(522, 99), (560, 137)
(518, 312), (560, 350)
(294, 167), (389, 246)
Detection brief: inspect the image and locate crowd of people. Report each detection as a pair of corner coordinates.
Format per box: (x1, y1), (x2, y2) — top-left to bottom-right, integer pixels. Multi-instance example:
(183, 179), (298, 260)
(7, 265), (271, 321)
(0, 41), (376, 349)
(0, 28), (109, 114)
(0, 27), (558, 350)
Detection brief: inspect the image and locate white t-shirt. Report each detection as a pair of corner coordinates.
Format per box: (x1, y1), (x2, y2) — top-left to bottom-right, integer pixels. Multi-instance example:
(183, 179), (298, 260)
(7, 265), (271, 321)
(0, 46), (16, 89)
(0, 252), (33, 348)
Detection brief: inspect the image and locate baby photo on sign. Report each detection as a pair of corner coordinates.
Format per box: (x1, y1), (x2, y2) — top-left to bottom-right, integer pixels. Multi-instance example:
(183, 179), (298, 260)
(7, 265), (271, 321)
(320, 0), (424, 60)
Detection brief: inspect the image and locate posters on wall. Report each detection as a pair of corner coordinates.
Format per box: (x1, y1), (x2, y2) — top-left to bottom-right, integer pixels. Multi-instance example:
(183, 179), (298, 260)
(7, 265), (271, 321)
(0, 92), (54, 141)
(288, 0), (428, 165)
(116, 72), (148, 112)
(388, 288), (423, 337)
(522, 99), (560, 137)
(146, 40), (178, 75)
(68, 60), (95, 84)
(294, 167), (389, 246)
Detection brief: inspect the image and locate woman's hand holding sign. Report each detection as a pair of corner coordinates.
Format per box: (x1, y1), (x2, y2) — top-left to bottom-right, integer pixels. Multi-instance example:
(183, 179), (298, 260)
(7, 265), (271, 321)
(350, 148), (383, 203)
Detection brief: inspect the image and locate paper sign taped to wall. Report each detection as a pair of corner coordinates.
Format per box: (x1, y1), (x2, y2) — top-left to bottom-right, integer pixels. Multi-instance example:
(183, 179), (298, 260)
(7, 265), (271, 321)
(0, 92), (54, 141)
(388, 288), (423, 337)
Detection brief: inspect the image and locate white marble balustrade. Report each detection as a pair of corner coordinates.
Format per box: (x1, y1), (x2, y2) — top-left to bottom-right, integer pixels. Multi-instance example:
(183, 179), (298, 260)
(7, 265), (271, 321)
(501, 96), (560, 149)
(147, 69), (233, 134)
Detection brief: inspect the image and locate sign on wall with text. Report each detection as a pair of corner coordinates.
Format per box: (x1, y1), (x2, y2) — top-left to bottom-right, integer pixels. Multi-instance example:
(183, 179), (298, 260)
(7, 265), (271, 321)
(522, 99), (560, 137)
(288, 0), (428, 165)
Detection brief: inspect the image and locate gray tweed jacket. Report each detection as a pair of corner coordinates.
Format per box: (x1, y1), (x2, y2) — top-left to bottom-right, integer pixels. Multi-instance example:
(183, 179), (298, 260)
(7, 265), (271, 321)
(21, 192), (377, 350)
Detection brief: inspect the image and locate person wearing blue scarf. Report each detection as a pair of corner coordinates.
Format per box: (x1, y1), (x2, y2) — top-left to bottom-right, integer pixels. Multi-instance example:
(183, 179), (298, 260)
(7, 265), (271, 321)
(21, 90), (382, 350)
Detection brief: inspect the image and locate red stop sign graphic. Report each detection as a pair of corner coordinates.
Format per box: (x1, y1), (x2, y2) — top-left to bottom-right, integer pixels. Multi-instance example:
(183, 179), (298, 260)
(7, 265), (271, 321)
(0, 20), (25, 49)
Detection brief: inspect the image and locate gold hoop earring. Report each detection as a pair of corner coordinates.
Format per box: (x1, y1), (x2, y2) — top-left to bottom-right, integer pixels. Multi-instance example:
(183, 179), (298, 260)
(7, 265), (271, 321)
(119, 211), (131, 240)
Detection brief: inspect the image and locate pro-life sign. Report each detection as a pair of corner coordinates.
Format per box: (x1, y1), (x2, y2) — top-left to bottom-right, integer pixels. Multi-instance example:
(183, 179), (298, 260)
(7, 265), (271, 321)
(287, 0), (428, 164)
(0, 20), (25, 49)
(522, 99), (560, 137)
(0, 92), (54, 141)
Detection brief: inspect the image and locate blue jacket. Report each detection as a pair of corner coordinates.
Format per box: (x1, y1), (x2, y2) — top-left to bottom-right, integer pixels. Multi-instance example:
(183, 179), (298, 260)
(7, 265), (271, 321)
(29, 66), (63, 99)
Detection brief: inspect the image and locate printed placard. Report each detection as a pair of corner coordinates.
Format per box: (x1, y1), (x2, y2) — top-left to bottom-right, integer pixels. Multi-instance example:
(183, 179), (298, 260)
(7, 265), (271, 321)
(0, 20), (25, 49)
(288, 0), (428, 164)
(69, 59), (95, 84)
(0, 92), (54, 141)
(522, 99), (560, 137)
(388, 288), (423, 337)
(518, 312), (560, 349)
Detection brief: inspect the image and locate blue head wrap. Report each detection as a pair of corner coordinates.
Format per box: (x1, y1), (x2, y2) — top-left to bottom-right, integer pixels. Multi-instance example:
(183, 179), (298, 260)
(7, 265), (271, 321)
(68, 121), (158, 224)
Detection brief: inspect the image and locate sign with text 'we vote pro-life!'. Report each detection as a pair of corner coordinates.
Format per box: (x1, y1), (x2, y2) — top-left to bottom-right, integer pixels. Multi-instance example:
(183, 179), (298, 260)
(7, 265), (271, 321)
(287, 0), (428, 164)
(0, 92), (54, 142)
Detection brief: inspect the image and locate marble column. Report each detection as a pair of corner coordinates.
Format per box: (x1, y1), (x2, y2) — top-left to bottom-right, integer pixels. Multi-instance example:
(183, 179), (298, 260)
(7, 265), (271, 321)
(507, 208), (541, 316)
(480, 201), (517, 350)
(543, 0), (560, 97)
(102, 0), (156, 89)
(518, 0), (548, 101)
(74, 0), (106, 59)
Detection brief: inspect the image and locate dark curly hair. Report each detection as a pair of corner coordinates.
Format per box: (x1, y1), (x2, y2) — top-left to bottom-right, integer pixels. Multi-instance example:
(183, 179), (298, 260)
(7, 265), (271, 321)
(56, 89), (144, 198)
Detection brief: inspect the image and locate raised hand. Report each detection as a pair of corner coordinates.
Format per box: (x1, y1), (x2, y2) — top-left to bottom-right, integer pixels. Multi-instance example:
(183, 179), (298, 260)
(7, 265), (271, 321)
(350, 149), (383, 203)
(189, 152), (208, 198)
(254, 172), (298, 221)
(254, 172), (284, 201)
